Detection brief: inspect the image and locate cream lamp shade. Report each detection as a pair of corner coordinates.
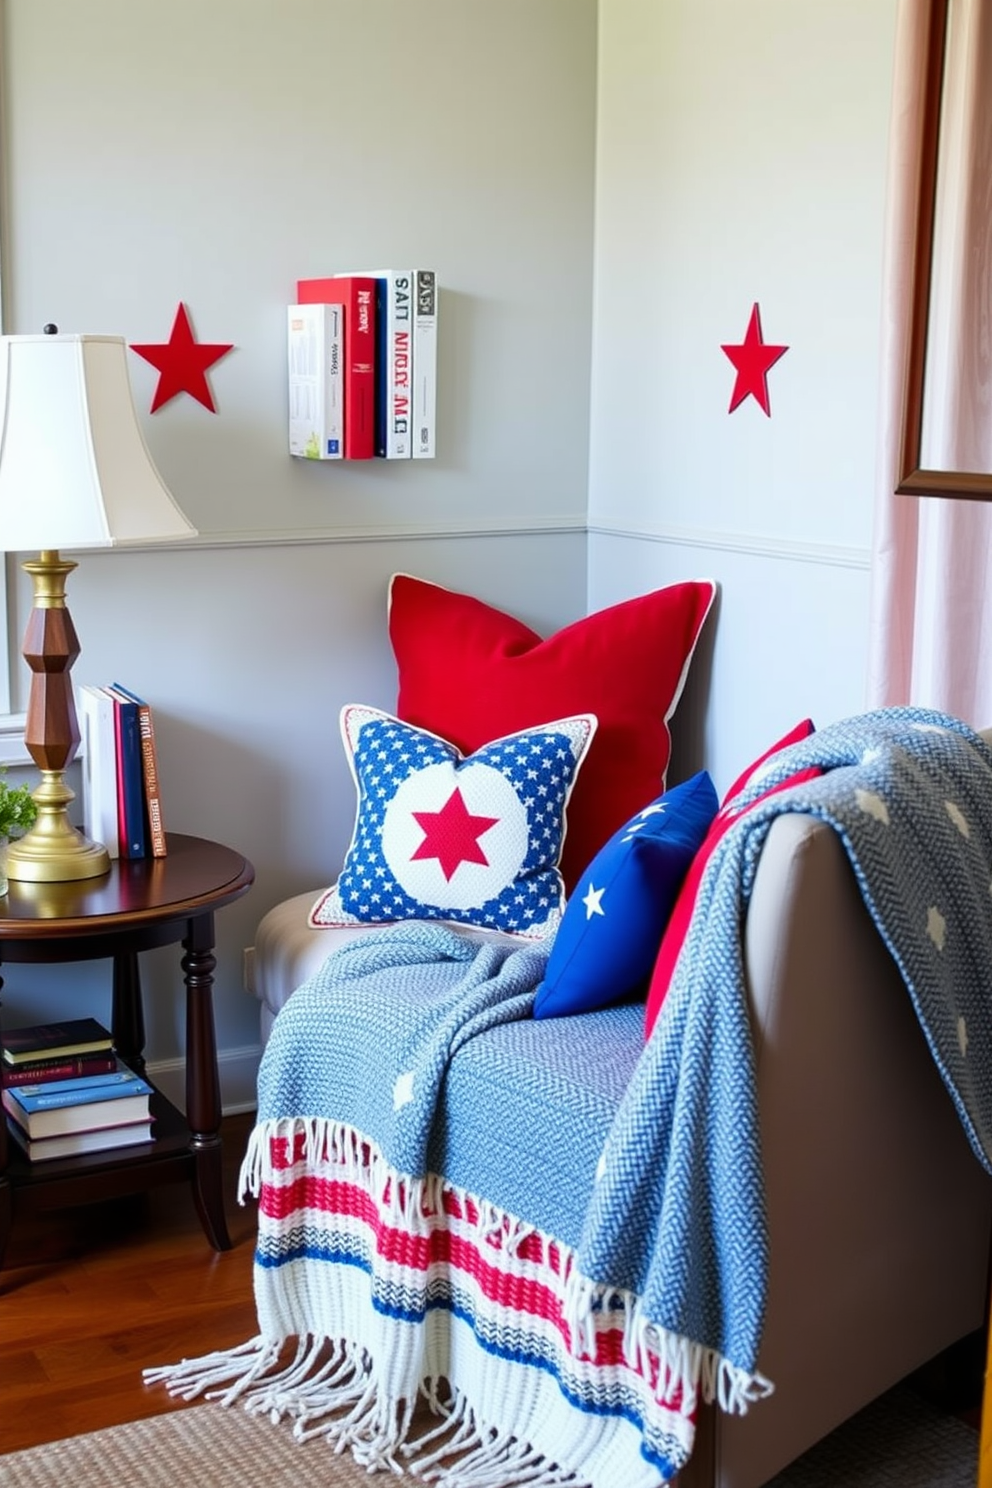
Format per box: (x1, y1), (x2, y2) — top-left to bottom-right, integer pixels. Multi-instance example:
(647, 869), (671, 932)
(0, 330), (197, 884)
(0, 333), (196, 549)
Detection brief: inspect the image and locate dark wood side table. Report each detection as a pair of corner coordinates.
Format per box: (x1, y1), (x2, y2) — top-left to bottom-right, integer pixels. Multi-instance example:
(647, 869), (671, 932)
(0, 833), (254, 1269)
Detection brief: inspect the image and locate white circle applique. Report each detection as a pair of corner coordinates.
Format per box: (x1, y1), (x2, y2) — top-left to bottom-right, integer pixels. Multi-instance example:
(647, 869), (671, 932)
(383, 761), (530, 910)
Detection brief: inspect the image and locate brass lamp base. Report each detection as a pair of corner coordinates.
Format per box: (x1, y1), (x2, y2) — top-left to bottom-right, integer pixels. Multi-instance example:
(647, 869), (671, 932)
(8, 548), (112, 884)
(7, 768), (110, 883)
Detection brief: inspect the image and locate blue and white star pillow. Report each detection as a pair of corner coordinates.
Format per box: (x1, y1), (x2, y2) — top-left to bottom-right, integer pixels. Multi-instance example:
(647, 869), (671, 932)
(533, 769), (718, 1017)
(309, 705), (598, 940)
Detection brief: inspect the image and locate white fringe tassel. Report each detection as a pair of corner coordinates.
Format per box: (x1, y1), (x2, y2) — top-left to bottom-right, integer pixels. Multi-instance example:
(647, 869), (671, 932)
(144, 1117), (774, 1485)
(145, 1337), (584, 1486)
(560, 1268), (773, 1417)
(406, 1383), (584, 1486)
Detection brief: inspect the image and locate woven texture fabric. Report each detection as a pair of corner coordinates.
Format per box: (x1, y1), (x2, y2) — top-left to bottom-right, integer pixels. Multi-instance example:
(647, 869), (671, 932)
(583, 706), (992, 1376)
(193, 704), (992, 1486)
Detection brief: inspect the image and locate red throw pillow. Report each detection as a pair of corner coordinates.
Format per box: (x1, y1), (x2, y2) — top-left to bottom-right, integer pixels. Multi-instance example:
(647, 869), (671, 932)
(388, 574), (716, 893)
(643, 719), (821, 1040)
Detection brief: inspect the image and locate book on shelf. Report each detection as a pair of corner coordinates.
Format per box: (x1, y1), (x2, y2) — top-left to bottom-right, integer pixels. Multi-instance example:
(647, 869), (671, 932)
(411, 269), (437, 459)
(1, 1050), (119, 1087)
(6, 1118), (153, 1163)
(287, 303), (344, 460)
(3, 1064), (152, 1139)
(336, 270), (413, 459)
(111, 684), (167, 857)
(2, 1017), (114, 1067)
(297, 275), (377, 459)
(7, 1061), (150, 1105)
(78, 682), (120, 859)
(104, 684), (147, 859)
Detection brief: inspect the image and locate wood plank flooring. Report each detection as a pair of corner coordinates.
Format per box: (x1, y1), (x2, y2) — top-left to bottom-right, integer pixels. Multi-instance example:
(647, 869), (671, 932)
(0, 1112), (259, 1455)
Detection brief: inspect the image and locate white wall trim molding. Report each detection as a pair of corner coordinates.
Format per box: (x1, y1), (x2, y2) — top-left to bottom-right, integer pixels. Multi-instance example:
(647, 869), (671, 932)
(588, 521), (872, 571)
(78, 515), (589, 558)
(147, 1044), (261, 1120)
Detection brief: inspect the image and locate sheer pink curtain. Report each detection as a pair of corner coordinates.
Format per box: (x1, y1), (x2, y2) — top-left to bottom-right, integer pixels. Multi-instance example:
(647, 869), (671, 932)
(868, 0), (992, 724)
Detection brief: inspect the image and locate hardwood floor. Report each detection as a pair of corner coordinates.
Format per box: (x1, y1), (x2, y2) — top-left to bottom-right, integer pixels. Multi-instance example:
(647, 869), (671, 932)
(0, 1111), (260, 1456)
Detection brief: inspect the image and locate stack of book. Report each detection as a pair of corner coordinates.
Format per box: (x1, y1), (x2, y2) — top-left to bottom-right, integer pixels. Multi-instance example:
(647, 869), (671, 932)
(2, 1017), (154, 1161)
(287, 269), (437, 462)
(77, 682), (166, 862)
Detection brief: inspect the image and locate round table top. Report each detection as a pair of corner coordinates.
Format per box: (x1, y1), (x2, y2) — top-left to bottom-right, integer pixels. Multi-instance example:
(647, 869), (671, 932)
(0, 834), (254, 941)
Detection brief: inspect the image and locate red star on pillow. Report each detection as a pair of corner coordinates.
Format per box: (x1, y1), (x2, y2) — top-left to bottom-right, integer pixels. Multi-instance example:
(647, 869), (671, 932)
(721, 302), (788, 416)
(411, 788), (499, 881)
(130, 303), (233, 413)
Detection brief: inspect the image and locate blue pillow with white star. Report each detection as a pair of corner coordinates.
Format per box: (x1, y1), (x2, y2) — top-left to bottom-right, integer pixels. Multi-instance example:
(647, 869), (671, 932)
(309, 705), (598, 940)
(532, 770), (718, 1017)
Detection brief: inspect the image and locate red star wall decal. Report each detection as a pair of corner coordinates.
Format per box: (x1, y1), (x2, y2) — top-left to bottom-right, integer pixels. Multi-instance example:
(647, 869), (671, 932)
(130, 303), (233, 413)
(410, 788), (500, 881)
(721, 302), (788, 416)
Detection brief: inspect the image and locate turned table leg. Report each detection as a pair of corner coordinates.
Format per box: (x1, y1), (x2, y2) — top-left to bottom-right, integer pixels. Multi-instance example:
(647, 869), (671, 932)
(111, 950), (146, 1076)
(182, 912), (230, 1251)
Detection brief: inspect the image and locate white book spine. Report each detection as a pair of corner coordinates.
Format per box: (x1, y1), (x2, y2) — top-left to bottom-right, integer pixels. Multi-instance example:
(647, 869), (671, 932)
(411, 269), (437, 459)
(381, 271), (413, 458)
(78, 683), (119, 858)
(287, 303), (344, 460)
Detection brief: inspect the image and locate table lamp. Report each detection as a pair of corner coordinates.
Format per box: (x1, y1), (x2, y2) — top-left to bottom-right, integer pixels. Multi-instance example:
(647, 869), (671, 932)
(0, 329), (197, 883)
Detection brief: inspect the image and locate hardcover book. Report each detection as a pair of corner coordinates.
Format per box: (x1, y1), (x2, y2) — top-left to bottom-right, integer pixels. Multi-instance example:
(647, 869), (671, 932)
(111, 684), (167, 857)
(3, 1080), (152, 1138)
(297, 276), (376, 459)
(8, 1062), (150, 1107)
(2, 1017), (114, 1066)
(287, 303), (344, 460)
(336, 270), (413, 458)
(79, 682), (120, 859)
(411, 269), (437, 459)
(105, 685), (147, 859)
(1, 1052), (119, 1087)
(6, 1118), (153, 1162)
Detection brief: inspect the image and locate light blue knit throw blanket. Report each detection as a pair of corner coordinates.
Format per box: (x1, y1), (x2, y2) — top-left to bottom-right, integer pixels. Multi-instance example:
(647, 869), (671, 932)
(257, 706), (992, 1398)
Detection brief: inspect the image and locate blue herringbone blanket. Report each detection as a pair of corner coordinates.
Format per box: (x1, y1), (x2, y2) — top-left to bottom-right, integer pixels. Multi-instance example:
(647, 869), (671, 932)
(242, 706), (992, 1482)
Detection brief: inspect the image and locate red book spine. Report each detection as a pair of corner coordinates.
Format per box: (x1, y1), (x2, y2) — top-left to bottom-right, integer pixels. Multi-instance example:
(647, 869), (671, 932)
(297, 276), (376, 458)
(2, 1053), (119, 1087)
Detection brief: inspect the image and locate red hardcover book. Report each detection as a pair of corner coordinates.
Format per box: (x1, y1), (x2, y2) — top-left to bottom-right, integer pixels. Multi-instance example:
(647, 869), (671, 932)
(297, 276), (376, 459)
(1, 1052), (119, 1087)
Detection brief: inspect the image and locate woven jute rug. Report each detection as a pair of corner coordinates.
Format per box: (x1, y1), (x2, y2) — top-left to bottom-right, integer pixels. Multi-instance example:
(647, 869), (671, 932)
(0, 1384), (979, 1488)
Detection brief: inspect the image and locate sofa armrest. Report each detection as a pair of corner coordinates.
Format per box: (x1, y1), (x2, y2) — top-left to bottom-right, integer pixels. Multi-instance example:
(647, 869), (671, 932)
(687, 811), (992, 1488)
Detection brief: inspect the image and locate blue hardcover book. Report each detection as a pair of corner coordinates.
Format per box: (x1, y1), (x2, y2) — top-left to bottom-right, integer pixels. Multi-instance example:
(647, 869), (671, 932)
(9, 1069), (152, 1112)
(106, 684), (147, 858)
(9, 1059), (145, 1098)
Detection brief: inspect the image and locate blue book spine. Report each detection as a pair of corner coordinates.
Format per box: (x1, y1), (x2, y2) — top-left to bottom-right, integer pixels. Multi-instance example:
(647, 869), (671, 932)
(9, 1073), (151, 1113)
(109, 685), (147, 859)
(9, 1062), (144, 1098)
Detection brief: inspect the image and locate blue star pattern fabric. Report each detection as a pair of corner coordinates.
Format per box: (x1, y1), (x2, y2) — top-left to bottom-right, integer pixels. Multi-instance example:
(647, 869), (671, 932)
(533, 769), (718, 1017)
(310, 705), (597, 939)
